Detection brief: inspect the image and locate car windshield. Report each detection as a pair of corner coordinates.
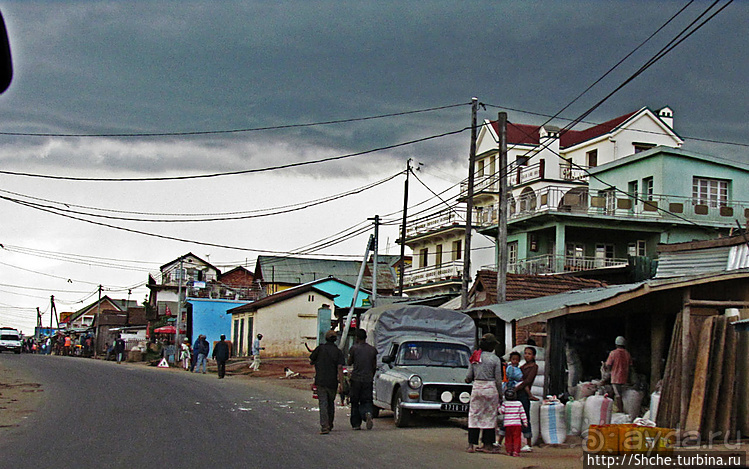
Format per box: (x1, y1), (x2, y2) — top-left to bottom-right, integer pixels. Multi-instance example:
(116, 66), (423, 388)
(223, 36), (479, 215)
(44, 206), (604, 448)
(1, 334), (19, 340)
(395, 342), (470, 368)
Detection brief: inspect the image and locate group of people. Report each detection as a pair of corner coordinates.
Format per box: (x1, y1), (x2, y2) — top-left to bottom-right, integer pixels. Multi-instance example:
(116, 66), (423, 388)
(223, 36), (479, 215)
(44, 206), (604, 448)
(464, 333), (538, 456)
(309, 328), (377, 435)
(178, 333), (232, 378)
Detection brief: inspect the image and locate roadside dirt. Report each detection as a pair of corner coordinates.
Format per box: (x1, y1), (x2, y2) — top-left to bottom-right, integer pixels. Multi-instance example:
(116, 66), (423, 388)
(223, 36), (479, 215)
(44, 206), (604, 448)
(0, 359), (45, 429)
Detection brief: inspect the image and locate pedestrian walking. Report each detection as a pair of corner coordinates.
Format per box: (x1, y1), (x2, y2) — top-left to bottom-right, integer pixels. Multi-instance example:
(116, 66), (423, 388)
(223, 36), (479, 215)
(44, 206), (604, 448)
(114, 335), (126, 364)
(347, 329), (377, 430)
(194, 335), (210, 374)
(180, 338), (191, 370)
(465, 333), (503, 453)
(515, 346), (539, 453)
(249, 333), (264, 371)
(499, 389), (528, 457)
(212, 334), (230, 379)
(309, 329), (345, 434)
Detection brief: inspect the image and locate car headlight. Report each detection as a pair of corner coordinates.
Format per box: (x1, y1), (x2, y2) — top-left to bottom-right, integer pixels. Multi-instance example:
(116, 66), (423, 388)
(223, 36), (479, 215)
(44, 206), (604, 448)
(440, 391), (454, 403)
(459, 391), (471, 404)
(408, 374), (422, 389)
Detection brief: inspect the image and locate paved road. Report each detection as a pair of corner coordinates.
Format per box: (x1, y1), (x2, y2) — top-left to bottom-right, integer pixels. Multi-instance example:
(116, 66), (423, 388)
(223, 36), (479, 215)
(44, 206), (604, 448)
(0, 354), (490, 469)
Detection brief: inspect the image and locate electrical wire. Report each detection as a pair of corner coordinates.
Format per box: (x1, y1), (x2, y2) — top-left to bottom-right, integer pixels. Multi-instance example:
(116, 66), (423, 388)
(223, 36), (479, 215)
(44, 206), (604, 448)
(0, 171), (403, 223)
(0, 103), (470, 138)
(0, 127), (471, 182)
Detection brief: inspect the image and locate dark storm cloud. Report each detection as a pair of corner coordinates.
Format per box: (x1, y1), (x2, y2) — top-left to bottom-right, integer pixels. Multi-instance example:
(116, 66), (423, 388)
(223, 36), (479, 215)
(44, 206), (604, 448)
(0, 0), (744, 175)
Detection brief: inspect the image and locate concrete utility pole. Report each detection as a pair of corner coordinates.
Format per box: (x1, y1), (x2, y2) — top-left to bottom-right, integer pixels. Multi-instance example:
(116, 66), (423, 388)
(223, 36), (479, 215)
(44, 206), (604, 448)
(461, 97), (479, 310)
(497, 112), (509, 304)
(398, 159), (411, 296)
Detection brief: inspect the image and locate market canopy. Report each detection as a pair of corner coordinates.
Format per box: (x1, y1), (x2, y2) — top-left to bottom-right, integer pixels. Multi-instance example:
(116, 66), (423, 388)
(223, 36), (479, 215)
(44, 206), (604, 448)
(153, 325), (185, 334)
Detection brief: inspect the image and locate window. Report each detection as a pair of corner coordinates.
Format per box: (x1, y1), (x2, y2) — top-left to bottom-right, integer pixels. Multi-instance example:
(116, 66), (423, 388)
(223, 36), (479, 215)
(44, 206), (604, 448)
(587, 149), (598, 168)
(477, 159), (485, 177)
(308, 294), (315, 302)
(508, 241), (518, 266)
(419, 248), (428, 268)
(628, 240), (646, 257)
(693, 177), (728, 208)
(595, 244), (615, 267)
(435, 244), (443, 266)
(452, 240), (462, 261)
(516, 155), (529, 166)
(598, 189), (617, 214)
(642, 177), (654, 201)
(634, 143), (656, 153)
(566, 243), (585, 269)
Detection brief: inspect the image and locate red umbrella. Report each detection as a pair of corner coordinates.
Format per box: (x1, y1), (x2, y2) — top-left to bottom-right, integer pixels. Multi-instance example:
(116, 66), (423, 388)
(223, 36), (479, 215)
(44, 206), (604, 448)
(153, 325), (186, 334)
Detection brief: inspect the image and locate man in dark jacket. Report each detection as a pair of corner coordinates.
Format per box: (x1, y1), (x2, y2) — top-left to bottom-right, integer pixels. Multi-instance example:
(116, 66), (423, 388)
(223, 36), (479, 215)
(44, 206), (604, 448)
(212, 334), (230, 379)
(348, 329), (378, 430)
(310, 329), (345, 434)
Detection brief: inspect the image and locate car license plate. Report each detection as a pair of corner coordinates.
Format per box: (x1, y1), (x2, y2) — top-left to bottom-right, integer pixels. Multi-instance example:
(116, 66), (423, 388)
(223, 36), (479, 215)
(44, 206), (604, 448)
(441, 403), (468, 412)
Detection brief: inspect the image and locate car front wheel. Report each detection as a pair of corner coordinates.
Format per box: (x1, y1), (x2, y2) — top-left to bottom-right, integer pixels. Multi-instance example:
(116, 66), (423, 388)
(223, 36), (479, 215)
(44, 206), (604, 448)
(393, 393), (411, 427)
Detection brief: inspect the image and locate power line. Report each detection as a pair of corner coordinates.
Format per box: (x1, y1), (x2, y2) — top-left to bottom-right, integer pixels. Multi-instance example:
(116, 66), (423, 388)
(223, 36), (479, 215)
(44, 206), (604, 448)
(0, 102), (471, 138)
(0, 171), (403, 223)
(0, 127), (470, 182)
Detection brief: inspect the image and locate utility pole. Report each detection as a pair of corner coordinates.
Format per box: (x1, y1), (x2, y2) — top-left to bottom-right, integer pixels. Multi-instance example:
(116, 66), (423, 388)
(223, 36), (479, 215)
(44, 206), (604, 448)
(340, 235), (374, 352)
(497, 112), (509, 304)
(369, 214), (380, 307)
(94, 285), (102, 356)
(398, 159), (412, 296)
(461, 97), (479, 310)
(175, 257), (184, 352)
(36, 307), (41, 340)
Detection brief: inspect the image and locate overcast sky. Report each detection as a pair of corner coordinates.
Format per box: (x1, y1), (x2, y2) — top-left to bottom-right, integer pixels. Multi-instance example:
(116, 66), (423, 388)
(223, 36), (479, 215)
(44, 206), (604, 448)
(0, 1), (745, 333)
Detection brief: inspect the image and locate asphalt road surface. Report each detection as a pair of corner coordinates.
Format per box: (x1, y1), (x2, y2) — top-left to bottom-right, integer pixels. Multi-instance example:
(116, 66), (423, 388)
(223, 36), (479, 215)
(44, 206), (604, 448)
(0, 354), (499, 469)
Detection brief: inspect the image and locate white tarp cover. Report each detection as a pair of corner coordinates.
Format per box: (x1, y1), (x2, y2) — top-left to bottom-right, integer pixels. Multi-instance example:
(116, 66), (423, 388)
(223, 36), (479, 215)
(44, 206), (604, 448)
(360, 304), (476, 364)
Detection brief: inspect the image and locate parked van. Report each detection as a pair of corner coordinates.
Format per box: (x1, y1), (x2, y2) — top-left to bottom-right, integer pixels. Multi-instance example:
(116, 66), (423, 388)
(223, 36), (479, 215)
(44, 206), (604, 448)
(0, 327), (22, 354)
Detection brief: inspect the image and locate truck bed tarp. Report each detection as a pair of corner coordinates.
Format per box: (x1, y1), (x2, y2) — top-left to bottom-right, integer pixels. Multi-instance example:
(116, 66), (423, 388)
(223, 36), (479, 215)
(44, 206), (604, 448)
(361, 304), (476, 363)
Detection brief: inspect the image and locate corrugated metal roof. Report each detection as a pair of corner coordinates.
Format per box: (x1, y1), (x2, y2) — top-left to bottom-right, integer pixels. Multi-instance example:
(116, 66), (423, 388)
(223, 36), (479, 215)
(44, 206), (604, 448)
(655, 246), (731, 278)
(465, 282), (645, 323)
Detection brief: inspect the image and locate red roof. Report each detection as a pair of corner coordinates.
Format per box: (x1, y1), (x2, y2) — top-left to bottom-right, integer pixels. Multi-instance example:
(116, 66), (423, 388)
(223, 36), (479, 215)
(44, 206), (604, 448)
(492, 111), (637, 149)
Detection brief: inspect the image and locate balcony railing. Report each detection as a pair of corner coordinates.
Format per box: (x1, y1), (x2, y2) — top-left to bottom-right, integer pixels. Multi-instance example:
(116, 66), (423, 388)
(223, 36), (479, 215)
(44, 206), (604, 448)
(482, 255), (629, 275)
(403, 260), (463, 286)
(460, 160), (592, 194)
(511, 186), (749, 226)
(404, 207), (467, 239)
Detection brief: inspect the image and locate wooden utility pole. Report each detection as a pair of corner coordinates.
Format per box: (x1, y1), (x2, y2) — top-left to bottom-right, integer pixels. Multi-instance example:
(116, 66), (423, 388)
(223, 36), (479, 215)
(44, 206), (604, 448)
(94, 285), (102, 356)
(370, 214), (380, 306)
(496, 112), (508, 303)
(175, 257), (184, 350)
(398, 159), (411, 296)
(461, 97), (478, 310)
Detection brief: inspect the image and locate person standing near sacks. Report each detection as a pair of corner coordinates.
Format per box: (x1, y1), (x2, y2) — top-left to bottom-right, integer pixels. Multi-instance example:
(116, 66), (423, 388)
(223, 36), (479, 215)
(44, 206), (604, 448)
(347, 329), (377, 430)
(605, 336), (632, 413)
(464, 333), (503, 453)
(310, 329), (345, 435)
(212, 334), (230, 379)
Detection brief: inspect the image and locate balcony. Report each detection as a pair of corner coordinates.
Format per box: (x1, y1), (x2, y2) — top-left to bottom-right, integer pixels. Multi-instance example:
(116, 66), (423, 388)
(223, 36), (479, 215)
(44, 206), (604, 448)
(483, 255), (629, 275)
(403, 260), (463, 286)
(460, 160), (591, 194)
(510, 186), (749, 227)
(404, 207), (466, 240)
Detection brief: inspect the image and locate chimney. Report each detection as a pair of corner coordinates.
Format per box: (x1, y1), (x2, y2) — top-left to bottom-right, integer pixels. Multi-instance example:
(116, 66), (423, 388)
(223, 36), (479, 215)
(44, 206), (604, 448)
(658, 106), (674, 129)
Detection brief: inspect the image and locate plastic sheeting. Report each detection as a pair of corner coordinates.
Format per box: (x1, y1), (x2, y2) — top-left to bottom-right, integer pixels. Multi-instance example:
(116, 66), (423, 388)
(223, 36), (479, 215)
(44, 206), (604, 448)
(360, 304), (476, 364)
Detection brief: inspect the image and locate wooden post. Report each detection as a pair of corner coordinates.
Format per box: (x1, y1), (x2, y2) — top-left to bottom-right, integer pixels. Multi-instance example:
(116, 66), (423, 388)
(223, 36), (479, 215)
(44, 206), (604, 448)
(651, 313), (666, 393)
(680, 288), (691, 428)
